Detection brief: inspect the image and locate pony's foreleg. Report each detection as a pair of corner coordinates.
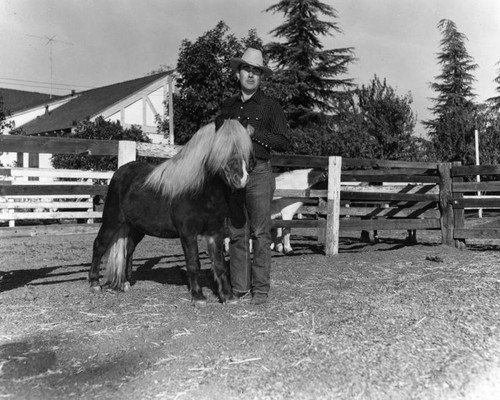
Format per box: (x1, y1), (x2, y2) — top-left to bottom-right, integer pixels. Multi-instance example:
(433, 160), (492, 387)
(125, 229), (145, 286)
(180, 235), (206, 304)
(206, 232), (231, 303)
(90, 237), (107, 291)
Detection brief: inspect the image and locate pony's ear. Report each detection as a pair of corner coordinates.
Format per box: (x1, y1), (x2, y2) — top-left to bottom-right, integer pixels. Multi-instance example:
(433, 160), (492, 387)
(215, 115), (226, 131)
(246, 124), (255, 137)
(239, 117), (249, 128)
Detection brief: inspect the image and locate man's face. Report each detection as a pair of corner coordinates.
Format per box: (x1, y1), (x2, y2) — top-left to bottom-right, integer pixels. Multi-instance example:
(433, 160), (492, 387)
(238, 64), (263, 94)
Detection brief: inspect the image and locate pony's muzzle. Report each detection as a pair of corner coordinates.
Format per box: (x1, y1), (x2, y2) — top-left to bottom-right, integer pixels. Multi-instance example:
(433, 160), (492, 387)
(224, 159), (249, 189)
(238, 160), (249, 188)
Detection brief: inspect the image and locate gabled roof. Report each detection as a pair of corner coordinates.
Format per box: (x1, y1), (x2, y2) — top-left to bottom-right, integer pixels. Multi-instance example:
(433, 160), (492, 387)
(19, 71), (173, 135)
(0, 88), (66, 114)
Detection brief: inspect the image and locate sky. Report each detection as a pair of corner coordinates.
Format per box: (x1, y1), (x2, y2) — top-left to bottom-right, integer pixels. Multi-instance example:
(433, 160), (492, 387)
(1, 0), (500, 136)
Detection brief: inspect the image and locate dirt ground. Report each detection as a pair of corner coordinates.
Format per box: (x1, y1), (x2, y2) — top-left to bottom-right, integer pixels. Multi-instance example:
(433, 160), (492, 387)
(1, 225), (500, 400)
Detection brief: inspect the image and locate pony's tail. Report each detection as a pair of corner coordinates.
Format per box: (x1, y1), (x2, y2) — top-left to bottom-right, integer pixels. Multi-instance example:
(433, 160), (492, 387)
(102, 225), (130, 291)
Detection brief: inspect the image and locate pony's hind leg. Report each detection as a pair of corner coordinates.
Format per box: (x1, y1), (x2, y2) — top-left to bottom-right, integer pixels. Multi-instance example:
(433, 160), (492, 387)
(123, 228), (145, 291)
(206, 233), (231, 303)
(275, 201), (303, 255)
(282, 227), (294, 255)
(180, 235), (206, 305)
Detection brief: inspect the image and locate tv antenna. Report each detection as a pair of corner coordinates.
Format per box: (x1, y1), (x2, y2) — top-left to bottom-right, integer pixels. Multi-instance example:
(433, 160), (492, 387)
(26, 34), (73, 98)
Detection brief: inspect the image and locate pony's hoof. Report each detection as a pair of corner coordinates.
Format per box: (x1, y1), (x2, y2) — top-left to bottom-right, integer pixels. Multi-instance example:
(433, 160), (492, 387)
(275, 244), (284, 253)
(191, 292), (207, 307)
(283, 250), (294, 256)
(193, 299), (207, 308)
(122, 282), (131, 292)
(90, 284), (102, 293)
(219, 293), (231, 304)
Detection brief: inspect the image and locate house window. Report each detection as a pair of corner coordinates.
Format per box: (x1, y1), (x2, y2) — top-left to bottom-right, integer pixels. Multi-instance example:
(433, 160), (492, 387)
(16, 152), (23, 167)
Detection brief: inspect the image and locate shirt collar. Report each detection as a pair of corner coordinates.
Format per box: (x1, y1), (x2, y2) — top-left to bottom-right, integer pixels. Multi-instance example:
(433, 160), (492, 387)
(232, 89), (263, 105)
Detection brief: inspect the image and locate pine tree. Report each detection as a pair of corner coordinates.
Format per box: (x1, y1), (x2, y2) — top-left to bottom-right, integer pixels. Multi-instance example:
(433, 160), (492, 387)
(424, 19), (478, 164)
(487, 61), (500, 110)
(264, 0), (355, 127)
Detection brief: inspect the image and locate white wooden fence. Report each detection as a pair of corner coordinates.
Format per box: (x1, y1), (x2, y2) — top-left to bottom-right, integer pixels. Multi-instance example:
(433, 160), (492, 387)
(0, 167), (113, 227)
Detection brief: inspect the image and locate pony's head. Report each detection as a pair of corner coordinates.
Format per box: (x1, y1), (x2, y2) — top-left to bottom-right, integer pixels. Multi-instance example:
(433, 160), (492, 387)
(208, 119), (253, 190)
(144, 119), (253, 198)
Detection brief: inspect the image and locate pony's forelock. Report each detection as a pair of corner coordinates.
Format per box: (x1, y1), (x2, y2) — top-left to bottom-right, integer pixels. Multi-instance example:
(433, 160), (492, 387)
(206, 120), (252, 173)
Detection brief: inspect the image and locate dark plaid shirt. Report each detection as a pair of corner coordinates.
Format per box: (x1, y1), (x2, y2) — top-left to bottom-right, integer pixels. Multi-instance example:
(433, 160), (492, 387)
(219, 89), (290, 160)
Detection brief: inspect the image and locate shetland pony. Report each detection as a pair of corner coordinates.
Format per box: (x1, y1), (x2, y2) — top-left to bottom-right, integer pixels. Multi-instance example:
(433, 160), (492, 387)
(271, 168), (326, 254)
(88, 120), (253, 305)
(223, 168), (327, 255)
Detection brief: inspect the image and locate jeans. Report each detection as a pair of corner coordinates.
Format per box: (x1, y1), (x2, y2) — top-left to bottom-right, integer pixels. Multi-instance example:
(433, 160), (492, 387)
(228, 160), (275, 295)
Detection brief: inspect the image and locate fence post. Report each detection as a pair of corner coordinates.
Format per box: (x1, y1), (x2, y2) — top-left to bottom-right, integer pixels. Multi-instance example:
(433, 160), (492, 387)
(8, 198), (15, 227)
(325, 156), (342, 256)
(118, 141), (137, 167)
(452, 161), (466, 249)
(438, 162), (454, 246)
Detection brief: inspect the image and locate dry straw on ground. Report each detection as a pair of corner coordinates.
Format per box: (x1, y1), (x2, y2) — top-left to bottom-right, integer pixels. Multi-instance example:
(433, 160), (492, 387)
(1, 226), (500, 399)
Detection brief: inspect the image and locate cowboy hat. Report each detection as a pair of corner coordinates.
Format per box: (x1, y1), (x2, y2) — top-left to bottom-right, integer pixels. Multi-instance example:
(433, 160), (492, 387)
(229, 48), (273, 78)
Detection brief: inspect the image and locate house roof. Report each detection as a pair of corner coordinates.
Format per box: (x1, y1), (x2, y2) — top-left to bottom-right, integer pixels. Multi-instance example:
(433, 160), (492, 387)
(19, 71), (173, 135)
(0, 88), (66, 114)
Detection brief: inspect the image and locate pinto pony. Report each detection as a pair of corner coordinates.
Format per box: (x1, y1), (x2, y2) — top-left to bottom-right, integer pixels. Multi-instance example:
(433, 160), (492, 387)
(89, 120), (253, 305)
(271, 168), (326, 254)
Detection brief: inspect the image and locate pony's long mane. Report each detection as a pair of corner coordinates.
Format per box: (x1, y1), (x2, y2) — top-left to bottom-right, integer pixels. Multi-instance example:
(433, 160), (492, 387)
(144, 119), (253, 198)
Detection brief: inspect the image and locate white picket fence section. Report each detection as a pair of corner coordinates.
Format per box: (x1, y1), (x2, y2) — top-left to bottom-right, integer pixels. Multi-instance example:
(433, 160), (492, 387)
(0, 168), (114, 227)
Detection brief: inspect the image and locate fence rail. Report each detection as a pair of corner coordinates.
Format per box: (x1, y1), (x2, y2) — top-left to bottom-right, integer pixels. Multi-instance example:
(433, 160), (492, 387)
(2, 134), (500, 253)
(0, 163), (112, 228)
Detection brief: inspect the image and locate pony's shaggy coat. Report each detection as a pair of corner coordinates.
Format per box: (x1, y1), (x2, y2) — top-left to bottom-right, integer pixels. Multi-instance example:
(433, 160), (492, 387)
(89, 120), (253, 304)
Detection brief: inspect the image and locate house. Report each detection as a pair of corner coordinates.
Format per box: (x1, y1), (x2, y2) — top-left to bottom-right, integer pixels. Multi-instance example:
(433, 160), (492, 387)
(1, 70), (175, 168)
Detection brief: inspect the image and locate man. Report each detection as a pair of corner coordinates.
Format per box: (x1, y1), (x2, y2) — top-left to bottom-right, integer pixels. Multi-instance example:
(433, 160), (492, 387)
(219, 48), (290, 305)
